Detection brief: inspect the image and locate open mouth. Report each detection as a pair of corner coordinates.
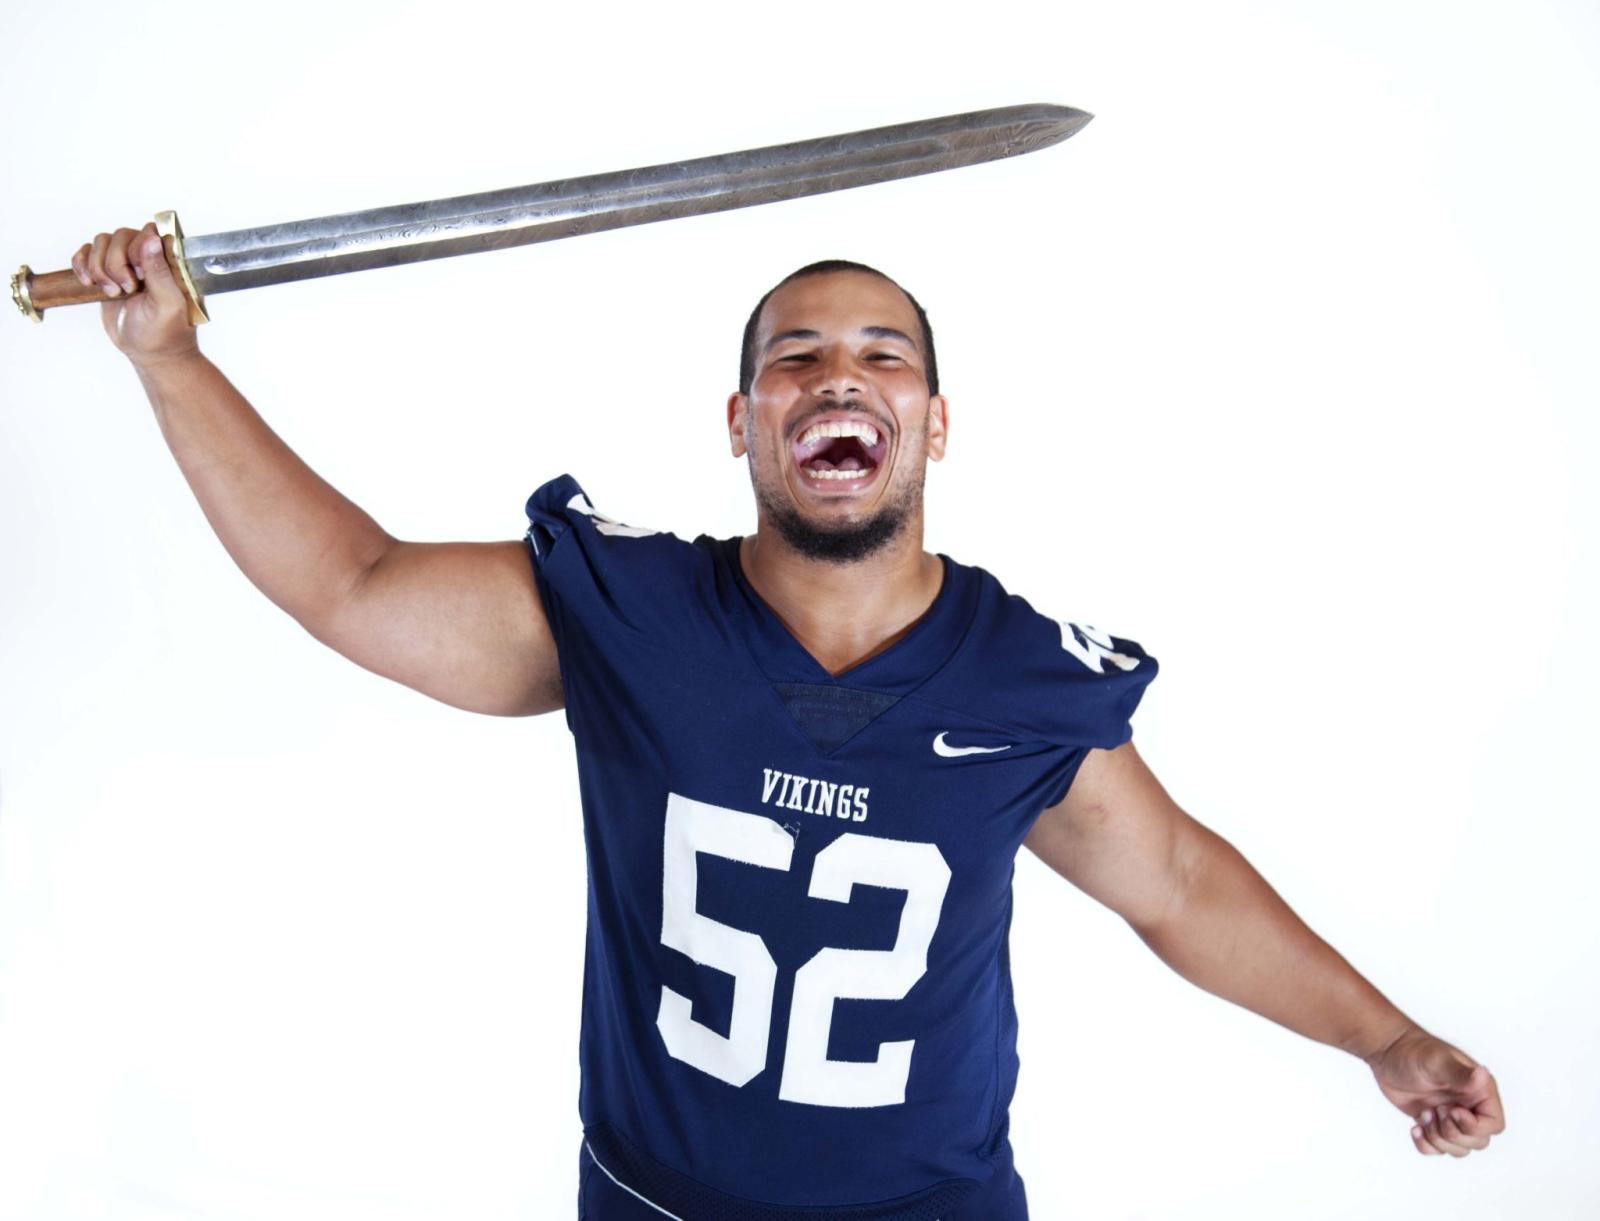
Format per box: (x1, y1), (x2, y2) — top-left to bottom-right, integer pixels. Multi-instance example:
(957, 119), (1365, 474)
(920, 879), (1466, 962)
(790, 418), (889, 489)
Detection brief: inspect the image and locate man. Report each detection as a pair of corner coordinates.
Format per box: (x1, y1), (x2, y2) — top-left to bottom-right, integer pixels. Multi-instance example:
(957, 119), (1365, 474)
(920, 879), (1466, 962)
(75, 221), (1504, 1219)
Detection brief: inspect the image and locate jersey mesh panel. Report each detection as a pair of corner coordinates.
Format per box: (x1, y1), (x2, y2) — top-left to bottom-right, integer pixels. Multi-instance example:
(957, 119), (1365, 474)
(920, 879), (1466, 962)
(588, 1123), (977, 1220)
(772, 684), (902, 753)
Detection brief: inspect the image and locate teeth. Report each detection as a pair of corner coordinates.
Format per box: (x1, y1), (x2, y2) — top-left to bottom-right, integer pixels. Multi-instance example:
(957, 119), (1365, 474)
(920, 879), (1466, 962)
(803, 466), (875, 480)
(799, 419), (880, 448)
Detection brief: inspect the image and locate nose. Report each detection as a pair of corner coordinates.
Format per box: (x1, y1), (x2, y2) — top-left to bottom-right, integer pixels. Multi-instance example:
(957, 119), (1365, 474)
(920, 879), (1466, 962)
(806, 347), (864, 399)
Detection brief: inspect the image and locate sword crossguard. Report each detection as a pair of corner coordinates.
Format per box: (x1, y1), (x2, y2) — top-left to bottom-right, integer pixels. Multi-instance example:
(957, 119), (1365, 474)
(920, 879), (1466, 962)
(10, 209), (209, 325)
(155, 210), (209, 326)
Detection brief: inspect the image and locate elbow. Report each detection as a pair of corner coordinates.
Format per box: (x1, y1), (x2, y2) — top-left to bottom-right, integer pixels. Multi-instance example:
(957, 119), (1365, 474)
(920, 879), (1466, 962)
(1131, 812), (1221, 938)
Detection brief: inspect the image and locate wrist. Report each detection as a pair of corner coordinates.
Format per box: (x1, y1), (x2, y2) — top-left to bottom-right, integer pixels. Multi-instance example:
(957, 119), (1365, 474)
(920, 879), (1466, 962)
(1359, 1018), (1426, 1067)
(131, 346), (208, 381)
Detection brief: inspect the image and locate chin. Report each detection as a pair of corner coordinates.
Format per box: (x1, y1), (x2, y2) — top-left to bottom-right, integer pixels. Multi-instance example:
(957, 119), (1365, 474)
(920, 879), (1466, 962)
(756, 480), (918, 565)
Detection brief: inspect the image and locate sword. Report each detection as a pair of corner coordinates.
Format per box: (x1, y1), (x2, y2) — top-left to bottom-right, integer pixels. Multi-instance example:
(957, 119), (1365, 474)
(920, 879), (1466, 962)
(10, 102), (1090, 325)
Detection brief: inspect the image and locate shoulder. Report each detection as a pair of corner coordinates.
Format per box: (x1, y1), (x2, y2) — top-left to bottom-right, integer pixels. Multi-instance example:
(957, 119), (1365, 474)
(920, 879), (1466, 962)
(523, 473), (725, 645)
(918, 556), (1158, 749)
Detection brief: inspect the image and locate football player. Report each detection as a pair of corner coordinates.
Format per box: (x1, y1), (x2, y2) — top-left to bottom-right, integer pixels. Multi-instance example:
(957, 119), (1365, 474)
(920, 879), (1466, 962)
(73, 221), (1505, 1219)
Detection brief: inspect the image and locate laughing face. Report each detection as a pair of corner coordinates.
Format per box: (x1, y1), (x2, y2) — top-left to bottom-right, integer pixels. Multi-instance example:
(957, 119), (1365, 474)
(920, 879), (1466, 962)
(727, 270), (948, 563)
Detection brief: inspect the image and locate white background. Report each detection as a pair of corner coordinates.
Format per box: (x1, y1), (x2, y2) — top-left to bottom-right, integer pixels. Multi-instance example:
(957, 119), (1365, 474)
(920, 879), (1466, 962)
(2, 2), (1594, 1218)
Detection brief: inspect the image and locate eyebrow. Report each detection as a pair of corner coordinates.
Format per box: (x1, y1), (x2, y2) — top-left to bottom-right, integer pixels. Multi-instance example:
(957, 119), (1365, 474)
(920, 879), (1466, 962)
(764, 326), (920, 352)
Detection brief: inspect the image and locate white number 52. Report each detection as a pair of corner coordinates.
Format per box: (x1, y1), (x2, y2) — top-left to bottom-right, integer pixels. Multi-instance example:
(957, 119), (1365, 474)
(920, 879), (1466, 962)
(656, 792), (951, 1109)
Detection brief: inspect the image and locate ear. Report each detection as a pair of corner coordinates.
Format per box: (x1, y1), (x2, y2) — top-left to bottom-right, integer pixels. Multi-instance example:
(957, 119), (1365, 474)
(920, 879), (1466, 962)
(926, 394), (949, 462)
(727, 391), (749, 458)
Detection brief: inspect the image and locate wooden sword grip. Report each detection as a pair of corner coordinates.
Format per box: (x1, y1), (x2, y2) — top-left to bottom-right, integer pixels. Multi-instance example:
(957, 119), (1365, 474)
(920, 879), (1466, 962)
(11, 211), (208, 325)
(18, 267), (121, 314)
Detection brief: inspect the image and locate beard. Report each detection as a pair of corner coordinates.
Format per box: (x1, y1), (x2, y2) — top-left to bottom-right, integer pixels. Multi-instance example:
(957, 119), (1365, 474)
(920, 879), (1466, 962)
(748, 409), (924, 564)
(754, 478), (919, 563)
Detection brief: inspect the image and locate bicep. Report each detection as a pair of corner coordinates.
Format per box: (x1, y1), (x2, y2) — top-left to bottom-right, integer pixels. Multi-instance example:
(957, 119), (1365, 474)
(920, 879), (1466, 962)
(1023, 740), (1204, 932)
(312, 537), (564, 717)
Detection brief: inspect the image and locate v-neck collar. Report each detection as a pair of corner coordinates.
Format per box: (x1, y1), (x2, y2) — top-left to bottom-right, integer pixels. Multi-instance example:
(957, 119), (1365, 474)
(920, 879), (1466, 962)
(703, 535), (977, 695)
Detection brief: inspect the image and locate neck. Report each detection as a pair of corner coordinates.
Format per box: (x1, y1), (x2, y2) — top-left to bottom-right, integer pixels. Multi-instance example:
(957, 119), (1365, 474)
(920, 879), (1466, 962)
(739, 514), (944, 678)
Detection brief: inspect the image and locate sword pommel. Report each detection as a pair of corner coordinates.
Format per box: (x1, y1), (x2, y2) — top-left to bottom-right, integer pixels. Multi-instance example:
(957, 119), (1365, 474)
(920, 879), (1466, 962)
(11, 264), (41, 322)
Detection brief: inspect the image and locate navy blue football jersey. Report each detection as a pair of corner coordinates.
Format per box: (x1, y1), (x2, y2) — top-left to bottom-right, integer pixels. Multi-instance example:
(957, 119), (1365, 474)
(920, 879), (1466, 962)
(523, 474), (1157, 1220)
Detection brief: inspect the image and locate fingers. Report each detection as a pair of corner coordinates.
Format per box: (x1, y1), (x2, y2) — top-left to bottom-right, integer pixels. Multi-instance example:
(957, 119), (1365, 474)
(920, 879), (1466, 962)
(1410, 1106), (1492, 1158)
(1470, 1066), (1507, 1131)
(74, 226), (145, 297)
(1410, 1107), (1464, 1157)
(105, 227), (141, 294)
(77, 232), (113, 295)
(71, 242), (93, 291)
(129, 224), (183, 304)
(1450, 1107), (1498, 1147)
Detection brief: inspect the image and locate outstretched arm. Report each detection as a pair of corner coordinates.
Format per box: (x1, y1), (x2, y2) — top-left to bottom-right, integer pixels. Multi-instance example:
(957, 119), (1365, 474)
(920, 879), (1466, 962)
(76, 222), (563, 718)
(1023, 741), (1505, 1158)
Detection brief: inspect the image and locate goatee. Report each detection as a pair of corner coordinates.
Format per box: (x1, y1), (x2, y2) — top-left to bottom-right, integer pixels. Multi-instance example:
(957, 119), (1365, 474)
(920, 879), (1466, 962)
(753, 478), (917, 564)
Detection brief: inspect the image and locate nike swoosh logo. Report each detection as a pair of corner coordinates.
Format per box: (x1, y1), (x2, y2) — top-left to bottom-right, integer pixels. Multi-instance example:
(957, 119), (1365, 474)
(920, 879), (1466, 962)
(933, 732), (1013, 758)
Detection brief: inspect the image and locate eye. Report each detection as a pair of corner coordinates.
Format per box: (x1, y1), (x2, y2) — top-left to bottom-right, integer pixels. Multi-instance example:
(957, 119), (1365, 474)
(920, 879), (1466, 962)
(867, 353), (902, 362)
(779, 353), (816, 363)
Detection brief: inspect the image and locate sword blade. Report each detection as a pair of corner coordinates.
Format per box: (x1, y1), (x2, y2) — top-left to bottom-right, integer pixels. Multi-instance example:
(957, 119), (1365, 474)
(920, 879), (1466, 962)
(183, 103), (1090, 296)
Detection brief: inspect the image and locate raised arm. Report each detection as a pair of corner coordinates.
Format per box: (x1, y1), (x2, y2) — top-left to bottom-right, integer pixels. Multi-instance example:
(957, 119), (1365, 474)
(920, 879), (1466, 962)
(1023, 740), (1504, 1158)
(79, 221), (562, 718)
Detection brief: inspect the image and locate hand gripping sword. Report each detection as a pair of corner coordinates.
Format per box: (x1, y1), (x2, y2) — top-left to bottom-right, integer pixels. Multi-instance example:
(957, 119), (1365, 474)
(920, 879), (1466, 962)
(10, 103), (1090, 325)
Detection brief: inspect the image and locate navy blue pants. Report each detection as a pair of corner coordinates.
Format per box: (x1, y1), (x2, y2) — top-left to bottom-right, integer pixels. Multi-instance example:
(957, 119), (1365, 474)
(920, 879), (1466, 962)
(577, 1139), (1029, 1219)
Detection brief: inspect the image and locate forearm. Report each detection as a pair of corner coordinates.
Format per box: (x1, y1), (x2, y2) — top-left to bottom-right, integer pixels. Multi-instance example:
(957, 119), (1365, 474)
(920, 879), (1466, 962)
(134, 353), (392, 629)
(1136, 822), (1420, 1062)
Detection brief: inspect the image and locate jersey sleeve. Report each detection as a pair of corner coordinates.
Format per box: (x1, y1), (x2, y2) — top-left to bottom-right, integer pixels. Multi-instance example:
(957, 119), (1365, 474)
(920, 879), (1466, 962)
(938, 574), (1159, 753)
(522, 473), (726, 729)
(995, 603), (1159, 815)
(524, 472), (657, 645)
(1017, 615), (1158, 751)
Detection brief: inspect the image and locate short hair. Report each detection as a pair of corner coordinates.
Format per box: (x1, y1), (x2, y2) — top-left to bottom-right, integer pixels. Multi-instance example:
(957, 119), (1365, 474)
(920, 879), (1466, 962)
(738, 260), (939, 397)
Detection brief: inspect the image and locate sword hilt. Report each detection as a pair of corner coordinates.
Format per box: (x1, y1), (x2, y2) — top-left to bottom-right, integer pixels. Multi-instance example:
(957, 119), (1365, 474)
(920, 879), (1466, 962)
(11, 210), (208, 325)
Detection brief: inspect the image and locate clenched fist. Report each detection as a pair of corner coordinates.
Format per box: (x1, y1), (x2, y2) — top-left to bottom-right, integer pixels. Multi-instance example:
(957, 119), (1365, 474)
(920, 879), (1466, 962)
(72, 222), (201, 370)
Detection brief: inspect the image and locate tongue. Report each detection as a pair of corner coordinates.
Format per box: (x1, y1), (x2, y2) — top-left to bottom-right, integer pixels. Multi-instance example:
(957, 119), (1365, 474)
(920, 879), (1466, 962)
(801, 435), (874, 472)
(807, 454), (868, 472)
